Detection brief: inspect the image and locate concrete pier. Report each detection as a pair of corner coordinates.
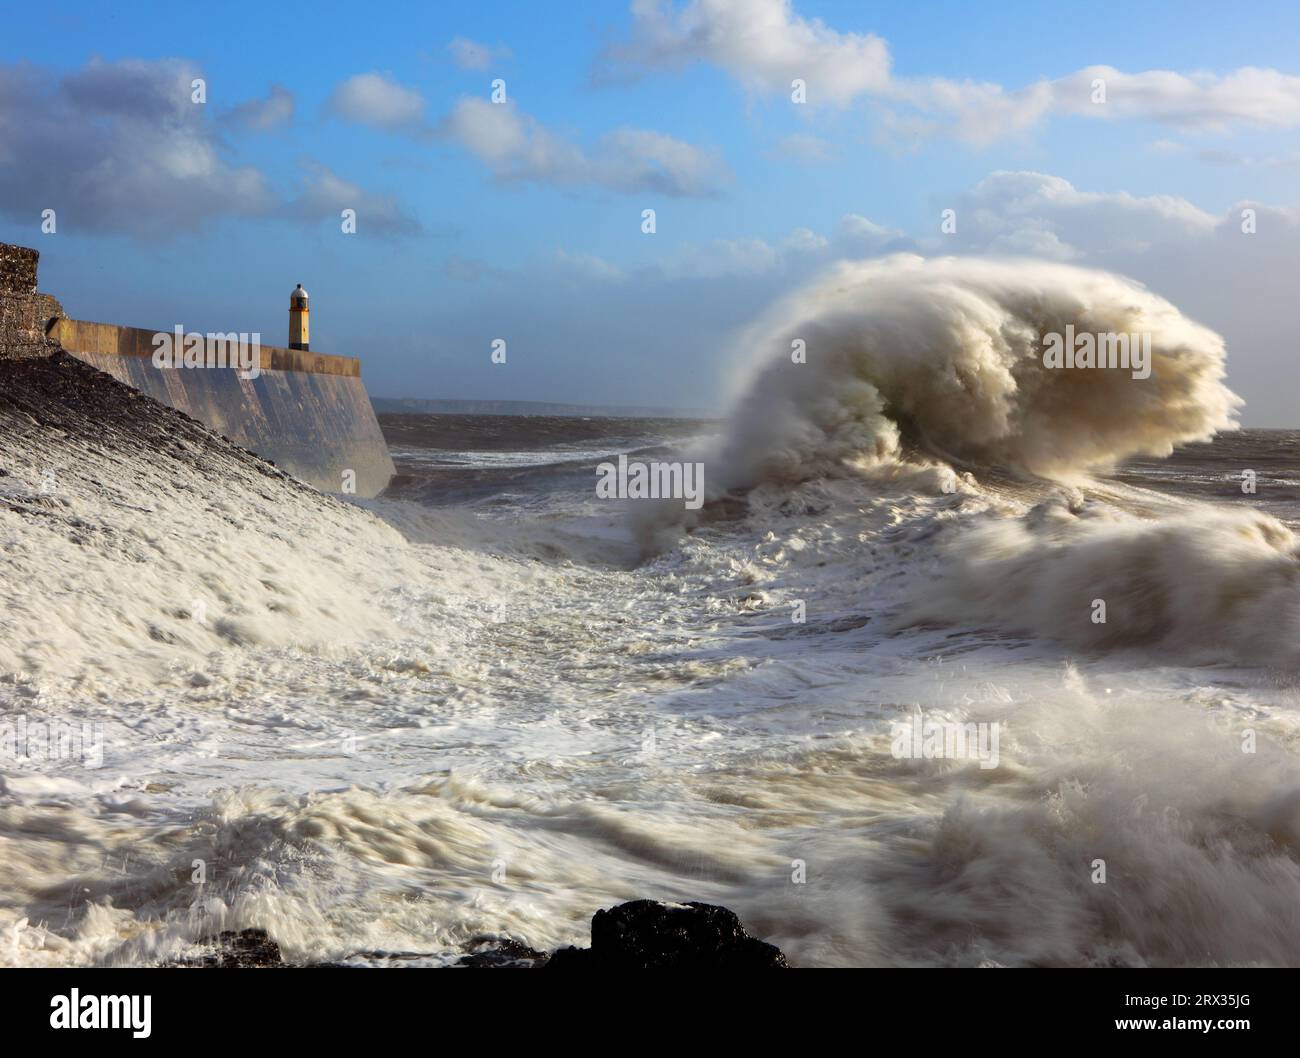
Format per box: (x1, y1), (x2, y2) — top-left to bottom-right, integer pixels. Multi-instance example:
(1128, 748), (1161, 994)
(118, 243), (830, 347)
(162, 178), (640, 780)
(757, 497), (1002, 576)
(0, 244), (395, 497)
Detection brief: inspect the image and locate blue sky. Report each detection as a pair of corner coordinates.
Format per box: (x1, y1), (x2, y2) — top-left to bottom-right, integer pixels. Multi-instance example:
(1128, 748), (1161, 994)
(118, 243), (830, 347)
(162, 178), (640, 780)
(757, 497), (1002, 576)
(3, 0), (1300, 421)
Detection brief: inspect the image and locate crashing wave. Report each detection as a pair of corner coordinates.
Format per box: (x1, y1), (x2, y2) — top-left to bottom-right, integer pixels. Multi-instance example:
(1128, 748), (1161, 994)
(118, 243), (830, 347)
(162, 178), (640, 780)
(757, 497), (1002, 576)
(710, 254), (1240, 490)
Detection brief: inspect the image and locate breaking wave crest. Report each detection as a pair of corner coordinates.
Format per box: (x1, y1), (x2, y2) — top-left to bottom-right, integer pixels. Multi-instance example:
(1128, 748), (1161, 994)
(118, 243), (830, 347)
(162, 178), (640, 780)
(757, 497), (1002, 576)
(648, 254), (1298, 671)
(710, 255), (1241, 490)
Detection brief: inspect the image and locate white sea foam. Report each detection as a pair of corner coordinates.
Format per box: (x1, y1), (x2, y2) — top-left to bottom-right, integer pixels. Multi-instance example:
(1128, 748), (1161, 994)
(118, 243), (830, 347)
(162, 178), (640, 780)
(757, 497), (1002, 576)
(907, 500), (1300, 669)
(2, 264), (1298, 968)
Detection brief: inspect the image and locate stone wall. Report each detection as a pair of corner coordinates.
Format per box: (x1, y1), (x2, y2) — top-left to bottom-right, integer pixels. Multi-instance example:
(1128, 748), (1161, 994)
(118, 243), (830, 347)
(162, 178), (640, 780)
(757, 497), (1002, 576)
(0, 243), (39, 295)
(0, 243), (64, 360)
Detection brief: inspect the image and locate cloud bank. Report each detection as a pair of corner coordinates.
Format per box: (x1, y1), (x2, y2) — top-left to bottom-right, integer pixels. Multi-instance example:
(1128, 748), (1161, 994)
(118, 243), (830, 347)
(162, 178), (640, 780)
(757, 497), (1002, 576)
(0, 59), (416, 237)
(438, 97), (730, 196)
(602, 0), (1300, 143)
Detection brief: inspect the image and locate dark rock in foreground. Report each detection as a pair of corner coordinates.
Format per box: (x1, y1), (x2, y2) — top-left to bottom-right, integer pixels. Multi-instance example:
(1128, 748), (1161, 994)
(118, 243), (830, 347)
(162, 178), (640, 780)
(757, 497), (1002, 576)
(547, 900), (788, 969)
(180, 929), (284, 968)
(458, 938), (550, 968)
(174, 901), (787, 968)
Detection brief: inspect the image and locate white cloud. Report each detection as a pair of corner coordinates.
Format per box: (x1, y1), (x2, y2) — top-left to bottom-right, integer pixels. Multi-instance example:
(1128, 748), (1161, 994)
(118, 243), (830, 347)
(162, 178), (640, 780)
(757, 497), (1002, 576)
(895, 65), (1300, 145)
(223, 84), (295, 131)
(603, 1), (1300, 142)
(448, 36), (512, 71)
(835, 213), (905, 251)
(654, 217), (901, 278)
(943, 171), (1217, 257)
(327, 72), (428, 133)
(984, 225), (1079, 261)
(595, 127), (729, 196)
(885, 77), (1055, 145)
(438, 97), (729, 196)
(600, 0), (890, 106)
(0, 58), (274, 235)
(782, 227), (828, 252)
(1049, 65), (1300, 130)
(1195, 147), (1300, 170)
(290, 162), (420, 235)
(414, 180), (1300, 426)
(0, 59), (418, 238)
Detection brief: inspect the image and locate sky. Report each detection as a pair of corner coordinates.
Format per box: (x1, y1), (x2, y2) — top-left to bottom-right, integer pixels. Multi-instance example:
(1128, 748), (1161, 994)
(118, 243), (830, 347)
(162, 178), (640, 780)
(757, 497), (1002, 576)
(2, 0), (1300, 423)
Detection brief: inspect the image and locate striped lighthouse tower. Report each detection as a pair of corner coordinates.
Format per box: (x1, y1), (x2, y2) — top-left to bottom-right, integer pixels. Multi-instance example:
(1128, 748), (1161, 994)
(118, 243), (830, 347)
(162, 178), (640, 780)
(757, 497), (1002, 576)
(289, 283), (309, 351)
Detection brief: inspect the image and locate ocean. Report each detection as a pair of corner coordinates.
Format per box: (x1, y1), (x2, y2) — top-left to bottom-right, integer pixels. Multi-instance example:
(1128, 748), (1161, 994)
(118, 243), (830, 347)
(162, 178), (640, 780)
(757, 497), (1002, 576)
(3, 257), (1299, 967)
(375, 415), (1300, 967)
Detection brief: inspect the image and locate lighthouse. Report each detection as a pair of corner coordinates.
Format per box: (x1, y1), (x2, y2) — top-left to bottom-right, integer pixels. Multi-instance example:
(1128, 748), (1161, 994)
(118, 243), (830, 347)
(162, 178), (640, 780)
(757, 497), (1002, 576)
(289, 284), (309, 351)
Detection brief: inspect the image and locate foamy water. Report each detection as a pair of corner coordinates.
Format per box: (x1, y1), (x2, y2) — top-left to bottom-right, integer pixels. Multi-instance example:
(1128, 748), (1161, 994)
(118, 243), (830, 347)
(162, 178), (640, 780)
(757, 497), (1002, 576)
(3, 258), (1300, 967)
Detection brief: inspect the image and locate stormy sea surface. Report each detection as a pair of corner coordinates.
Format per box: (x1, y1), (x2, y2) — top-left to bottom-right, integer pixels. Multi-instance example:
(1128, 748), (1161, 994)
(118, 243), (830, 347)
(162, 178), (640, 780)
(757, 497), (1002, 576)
(4, 258), (1300, 968)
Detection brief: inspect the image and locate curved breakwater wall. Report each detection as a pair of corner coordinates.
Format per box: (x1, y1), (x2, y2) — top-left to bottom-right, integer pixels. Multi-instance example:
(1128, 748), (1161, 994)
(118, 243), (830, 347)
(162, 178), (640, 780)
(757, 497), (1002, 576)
(1, 243), (394, 498)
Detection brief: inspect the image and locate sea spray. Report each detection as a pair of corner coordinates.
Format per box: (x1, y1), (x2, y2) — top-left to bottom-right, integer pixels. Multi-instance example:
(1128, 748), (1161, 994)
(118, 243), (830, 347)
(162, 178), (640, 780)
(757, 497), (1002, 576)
(712, 254), (1240, 489)
(905, 499), (1300, 669)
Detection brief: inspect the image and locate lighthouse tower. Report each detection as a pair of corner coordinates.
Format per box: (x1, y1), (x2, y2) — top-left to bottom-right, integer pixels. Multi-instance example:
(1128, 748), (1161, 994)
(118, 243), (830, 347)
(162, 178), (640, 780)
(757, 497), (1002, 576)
(289, 284), (309, 351)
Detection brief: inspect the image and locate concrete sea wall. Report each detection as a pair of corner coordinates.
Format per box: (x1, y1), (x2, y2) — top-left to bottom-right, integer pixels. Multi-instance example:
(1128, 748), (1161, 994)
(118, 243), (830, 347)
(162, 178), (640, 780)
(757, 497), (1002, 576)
(0, 243), (394, 498)
(51, 319), (395, 498)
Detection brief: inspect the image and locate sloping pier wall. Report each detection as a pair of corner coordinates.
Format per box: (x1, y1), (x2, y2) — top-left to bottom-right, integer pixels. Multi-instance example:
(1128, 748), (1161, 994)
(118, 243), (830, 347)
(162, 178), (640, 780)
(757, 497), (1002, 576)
(2, 243), (394, 497)
(49, 319), (395, 498)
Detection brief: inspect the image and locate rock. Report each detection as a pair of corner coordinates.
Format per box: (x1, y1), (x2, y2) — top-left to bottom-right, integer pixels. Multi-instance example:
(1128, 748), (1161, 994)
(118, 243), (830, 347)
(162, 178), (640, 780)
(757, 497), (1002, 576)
(457, 938), (549, 968)
(170, 902), (787, 969)
(181, 929), (284, 968)
(546, 900), (788, 969)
